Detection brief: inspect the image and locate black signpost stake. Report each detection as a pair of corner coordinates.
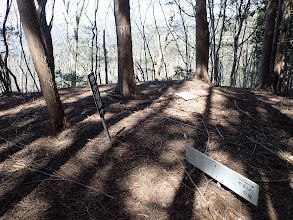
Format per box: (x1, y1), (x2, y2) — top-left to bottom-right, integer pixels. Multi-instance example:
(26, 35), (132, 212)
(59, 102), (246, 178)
(88, 73), (111, 141)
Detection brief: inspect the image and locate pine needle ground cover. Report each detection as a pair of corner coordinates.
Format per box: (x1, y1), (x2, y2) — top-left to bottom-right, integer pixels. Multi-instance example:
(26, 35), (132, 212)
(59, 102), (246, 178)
(1, 79), (292, 219)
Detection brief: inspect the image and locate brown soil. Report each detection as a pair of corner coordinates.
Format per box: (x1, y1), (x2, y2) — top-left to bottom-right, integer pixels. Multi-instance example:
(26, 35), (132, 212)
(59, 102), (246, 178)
(0, 79), (292, 220)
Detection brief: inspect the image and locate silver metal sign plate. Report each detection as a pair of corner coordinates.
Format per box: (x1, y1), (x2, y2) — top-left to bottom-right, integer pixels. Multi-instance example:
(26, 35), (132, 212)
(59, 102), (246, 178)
(186, 144), (259, 206)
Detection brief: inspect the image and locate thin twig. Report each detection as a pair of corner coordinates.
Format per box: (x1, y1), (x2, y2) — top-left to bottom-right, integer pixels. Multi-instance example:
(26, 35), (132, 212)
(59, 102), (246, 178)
(26, 166), (115, 199)
(151, 110), (201, 130)
(215, 125), (224, 140)
(199, 118), (210, 154)
(77, 200), (91, 217)
(234, 100), (257, 121)
(246, 136), (289, 163)
(239, 155), (259, 172)
(176, 158), (217, 220)
(250, 144), (257, 156)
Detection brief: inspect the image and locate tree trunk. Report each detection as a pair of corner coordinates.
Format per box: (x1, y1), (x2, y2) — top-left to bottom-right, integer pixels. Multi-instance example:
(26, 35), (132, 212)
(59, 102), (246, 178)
(1, 0), (21, 93)
(103, 3), (110, 84)
(274, 0), (291, 92)
(155, 37), (170, 81)
(196, 0), (211, 83)
(102, 29), (108, 84)
(18, 23), (40, 92)
(155, 17), (173, 81)
(230, 0), (251, 87)
(208, 0), (216, 84)
(35, 0), (55, 73)
(153, 4), (167, 80)
(114, 0), (140, 98)
(17, 0), (68, 134)
(256, 0), (279, 90)
(71, 28), (78, 86)
(270, 0), (284, 89)
(215, 0), (228, 86)
(62, 0), (86, 87)
(0, 55), (11, 93)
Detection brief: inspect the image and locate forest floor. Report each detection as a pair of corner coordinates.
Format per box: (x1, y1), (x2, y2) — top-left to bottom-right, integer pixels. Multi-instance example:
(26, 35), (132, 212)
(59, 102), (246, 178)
(0, 78), (292, 220)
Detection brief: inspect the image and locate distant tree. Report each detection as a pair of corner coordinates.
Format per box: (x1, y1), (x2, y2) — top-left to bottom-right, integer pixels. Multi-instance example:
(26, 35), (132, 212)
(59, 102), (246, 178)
(0, 0), (20, 94)
(103, 2), (111, 84)
(17, 21), (40, 92)
(114, 0), (140, 98)
(17, 0), (68, 133)
(208, 0), (227, 85)
(154, 15), (173, 81)
(62, 0), (86, 86)
(256, 0), (279, 90)
(229, 0), (251, 87)
(136, 0), (155, 81)
(196, 0), (211, 83)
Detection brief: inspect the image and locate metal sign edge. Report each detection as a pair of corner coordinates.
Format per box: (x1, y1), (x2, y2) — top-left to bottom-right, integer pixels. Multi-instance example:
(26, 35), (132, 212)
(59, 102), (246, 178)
(185, 144), (259, 206)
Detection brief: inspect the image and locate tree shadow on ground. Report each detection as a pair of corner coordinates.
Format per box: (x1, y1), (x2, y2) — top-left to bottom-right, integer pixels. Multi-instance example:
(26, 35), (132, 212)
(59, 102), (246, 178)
(1, 79), (199, 219)
(1, 80), (292, 219)
(188, 86), (292, 219)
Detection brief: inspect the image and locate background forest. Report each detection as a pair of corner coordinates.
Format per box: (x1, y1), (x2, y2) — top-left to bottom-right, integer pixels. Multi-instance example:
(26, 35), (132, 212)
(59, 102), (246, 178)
(0, 0), (292, 94)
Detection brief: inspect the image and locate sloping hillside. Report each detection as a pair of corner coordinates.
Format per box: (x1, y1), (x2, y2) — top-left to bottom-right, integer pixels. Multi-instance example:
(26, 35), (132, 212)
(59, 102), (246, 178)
(0, 79), (292, 219)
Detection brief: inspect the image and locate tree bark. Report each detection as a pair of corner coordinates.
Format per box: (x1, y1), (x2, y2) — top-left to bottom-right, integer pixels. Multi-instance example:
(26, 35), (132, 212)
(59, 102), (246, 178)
(256, 0), (279, 90)
(34, 0), (55, 73)
(274, 0), (291, 92)
(270, 0), (284, 89)
(114, 0), (140, 98)
(17, 0), (68, 134)
(196, 0), (211, 83)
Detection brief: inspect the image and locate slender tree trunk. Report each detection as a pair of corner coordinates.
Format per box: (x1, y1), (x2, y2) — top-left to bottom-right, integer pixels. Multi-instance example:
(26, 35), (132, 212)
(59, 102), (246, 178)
(215, 0), (227, 86)
(102, 29), (108, 84)
(2, 0), (12, 93)
(155, 17), (173, 81)
(90, 1), (97, 74)
(93, 0), (101, 84)
(137, 0), (155, 80)
(155, 33), (171, 81)
(230, 0), (250, 87)
(62, 0), (86, 86)
(103, 4), (110, 84)
(208, 0), (216, 84)
(256, 0), (279, 90)
(1, 0), (21, 93)
(114, 0), (140, 98)
(17, 0), (68, 134)
(178, 4), (190, 73)
(71, 28), (78, 86)
(196, 0), (211, 83)
(152, 4), (168, 79)
(18, 26), (40, 92)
